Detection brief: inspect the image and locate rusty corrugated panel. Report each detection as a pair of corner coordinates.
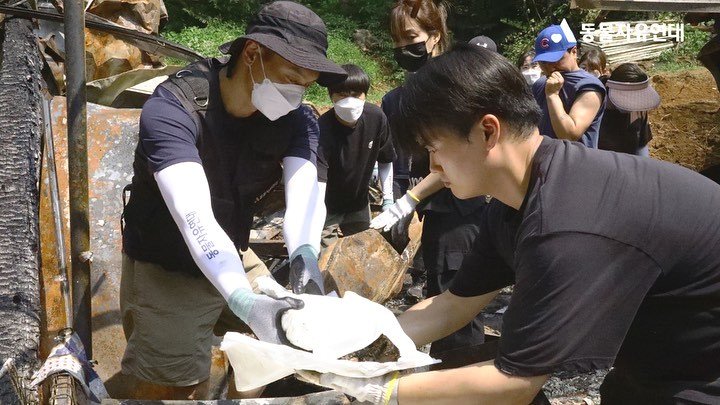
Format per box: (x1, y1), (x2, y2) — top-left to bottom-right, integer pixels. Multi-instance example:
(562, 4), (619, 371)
(39, 97), (140, 386)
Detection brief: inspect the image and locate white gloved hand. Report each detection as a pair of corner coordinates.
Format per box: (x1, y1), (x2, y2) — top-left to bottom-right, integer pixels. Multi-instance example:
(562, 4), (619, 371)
(298, 370), (400, 405)
(369, 193), (418, 232)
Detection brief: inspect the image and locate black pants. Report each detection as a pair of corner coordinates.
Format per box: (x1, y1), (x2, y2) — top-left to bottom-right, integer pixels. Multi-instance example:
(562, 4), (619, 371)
(420, 189), (488, 356)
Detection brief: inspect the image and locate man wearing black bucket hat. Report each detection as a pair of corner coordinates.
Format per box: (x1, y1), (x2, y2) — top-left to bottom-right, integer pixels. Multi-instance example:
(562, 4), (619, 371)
(118, 1), (346, 398)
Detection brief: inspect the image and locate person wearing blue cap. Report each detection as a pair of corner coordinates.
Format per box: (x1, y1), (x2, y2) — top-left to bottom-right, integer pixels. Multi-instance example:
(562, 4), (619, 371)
(532, 21), (606, 148)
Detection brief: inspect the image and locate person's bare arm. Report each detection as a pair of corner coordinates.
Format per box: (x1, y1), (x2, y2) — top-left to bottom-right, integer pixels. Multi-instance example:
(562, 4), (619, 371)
(398, 361), (548, 405)
(398, 289), (500, 346)
(408, 172), (443, 200)
(545, 72), (602, 142)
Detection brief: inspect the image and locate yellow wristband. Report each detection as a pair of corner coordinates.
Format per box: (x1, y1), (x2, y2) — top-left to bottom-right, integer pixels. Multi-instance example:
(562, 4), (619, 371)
(383, 371), (400, 405)
(406, 190), (420, 203)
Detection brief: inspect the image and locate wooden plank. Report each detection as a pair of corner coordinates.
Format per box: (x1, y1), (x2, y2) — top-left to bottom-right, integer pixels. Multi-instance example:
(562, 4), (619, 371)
(572, 0), (720, 12)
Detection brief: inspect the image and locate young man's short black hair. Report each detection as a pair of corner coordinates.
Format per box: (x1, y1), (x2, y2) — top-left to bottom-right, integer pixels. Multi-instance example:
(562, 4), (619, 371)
(398, 42), (541, 147)
(327, 64), (370, 96)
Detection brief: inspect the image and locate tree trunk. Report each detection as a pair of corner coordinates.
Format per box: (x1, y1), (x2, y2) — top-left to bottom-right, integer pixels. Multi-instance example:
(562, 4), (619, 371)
(0, 17), (44, 404)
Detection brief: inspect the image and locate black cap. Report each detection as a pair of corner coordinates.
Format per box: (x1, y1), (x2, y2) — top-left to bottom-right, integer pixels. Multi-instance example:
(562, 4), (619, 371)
(468, 35), (497, 52)
(219, 1), (347, 87)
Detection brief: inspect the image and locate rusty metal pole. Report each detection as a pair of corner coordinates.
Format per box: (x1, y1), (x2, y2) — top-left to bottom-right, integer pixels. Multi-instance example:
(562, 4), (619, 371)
(64, 0), (92, 356)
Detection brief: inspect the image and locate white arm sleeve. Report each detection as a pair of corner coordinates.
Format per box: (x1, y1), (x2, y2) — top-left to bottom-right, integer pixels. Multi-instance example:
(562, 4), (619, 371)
(282, 156), (326, 255)
(154, 162), (251, 299)
(378, 162), (394, 201)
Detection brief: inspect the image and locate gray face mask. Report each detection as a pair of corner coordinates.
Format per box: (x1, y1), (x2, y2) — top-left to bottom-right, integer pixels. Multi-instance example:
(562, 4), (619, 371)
(247, 50), (305, 121)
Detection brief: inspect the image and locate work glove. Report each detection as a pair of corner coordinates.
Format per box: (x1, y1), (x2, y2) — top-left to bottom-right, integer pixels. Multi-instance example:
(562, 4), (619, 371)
(370, 193), (418, 232)
(298, 370), (400, 405)
(228, 287), (304, 344)
(382, 198), (394, 212)
(289, 244), (325, 295)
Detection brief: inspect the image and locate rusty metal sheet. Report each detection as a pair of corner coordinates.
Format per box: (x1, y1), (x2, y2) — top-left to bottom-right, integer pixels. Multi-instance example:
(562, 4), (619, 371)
(35, 0), (170, 92)
(319, 217), (422, 303)
(39, 96), (140, 389)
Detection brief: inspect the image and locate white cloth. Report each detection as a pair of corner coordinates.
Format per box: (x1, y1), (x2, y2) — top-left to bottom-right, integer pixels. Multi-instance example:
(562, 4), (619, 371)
(282, 156), (325, 255)
(220, 276), (438, 391)
(155, 162), (250, 299)
(257, 277), (426, 361)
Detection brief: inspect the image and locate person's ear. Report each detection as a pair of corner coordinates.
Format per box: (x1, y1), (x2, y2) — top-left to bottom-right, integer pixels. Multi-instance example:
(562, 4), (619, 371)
(477, 114), (501, 151)
(427, 32), (441, 54)
(242, 40), (261, 66)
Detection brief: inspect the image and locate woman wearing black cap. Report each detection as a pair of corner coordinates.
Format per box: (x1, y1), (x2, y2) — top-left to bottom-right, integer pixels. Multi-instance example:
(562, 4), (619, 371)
(117, 1), (345, 399)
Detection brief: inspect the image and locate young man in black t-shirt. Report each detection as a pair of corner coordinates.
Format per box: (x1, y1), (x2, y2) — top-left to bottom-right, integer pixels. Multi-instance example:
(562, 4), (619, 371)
(291, 44), (720, 404)
(317, 64), (396, 247)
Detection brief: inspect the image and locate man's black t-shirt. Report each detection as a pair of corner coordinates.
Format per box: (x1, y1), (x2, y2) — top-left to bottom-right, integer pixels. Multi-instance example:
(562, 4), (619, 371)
(122, 59), (319, 275)
(450, 137), (720, 403)
(317, 102), (396, 213)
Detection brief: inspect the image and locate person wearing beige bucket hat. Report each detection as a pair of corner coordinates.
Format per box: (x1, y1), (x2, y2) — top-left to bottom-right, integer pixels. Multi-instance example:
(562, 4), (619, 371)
(117, 1), (345, 399)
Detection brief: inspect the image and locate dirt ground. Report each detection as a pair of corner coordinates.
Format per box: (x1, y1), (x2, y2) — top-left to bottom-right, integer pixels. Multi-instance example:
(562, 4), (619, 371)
(649, 68), (720, 171)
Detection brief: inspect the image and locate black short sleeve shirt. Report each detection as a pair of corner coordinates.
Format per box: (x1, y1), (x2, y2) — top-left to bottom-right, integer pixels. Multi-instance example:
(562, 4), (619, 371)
(317, 103), (396, 213)
(139, 86), (318, 174)
(450, 137), (720, 402)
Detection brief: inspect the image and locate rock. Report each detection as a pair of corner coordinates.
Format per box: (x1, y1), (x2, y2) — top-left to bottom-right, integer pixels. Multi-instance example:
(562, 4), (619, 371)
(319, 216), (422, 303)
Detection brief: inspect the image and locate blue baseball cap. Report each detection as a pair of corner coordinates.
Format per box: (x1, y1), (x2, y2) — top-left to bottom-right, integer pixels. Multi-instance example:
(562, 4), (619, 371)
(533, 24), (577, 63)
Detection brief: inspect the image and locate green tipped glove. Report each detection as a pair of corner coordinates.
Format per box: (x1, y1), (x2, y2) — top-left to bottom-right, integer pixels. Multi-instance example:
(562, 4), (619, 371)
(228, 287), (304, 344)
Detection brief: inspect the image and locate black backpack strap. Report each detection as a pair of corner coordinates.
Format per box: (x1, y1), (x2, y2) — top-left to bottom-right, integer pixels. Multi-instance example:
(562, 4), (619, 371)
(159, 59), (219, 129)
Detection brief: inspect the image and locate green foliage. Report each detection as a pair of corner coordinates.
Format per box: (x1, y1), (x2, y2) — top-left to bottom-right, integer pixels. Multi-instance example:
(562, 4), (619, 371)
(499, 2), (597, 66)
(163, 20), (246, 58)
(306, 30), (393, 106)
(159, 1), (711, 106)
(161, 0), (401, 106)
(653, 24), (711, 73)
(163, 0), (263, 32)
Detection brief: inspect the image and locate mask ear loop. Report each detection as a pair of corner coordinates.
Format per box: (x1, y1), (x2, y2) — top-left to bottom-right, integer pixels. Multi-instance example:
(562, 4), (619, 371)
(246, 48), (267, 85)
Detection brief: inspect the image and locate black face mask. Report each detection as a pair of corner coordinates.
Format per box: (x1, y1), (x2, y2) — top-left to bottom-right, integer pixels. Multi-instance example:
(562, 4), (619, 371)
(393, 41), (429, 72)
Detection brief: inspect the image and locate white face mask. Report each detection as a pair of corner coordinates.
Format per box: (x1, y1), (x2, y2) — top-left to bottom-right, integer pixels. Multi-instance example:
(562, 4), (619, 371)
(333, 97), (365, 124)
(247, 51), (306, 121)
(521, 68), (542, 85)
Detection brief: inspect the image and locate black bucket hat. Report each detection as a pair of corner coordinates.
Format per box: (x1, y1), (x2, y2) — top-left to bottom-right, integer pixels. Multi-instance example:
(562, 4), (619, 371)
(606, 78), (661, 112)
(219, 1), (347, 87)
